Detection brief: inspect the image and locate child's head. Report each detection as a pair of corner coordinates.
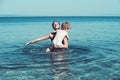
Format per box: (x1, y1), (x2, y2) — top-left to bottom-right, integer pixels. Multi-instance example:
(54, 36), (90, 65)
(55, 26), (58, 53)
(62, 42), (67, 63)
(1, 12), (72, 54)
(61, 21), (71, 31)
(52, 20), (60, 30)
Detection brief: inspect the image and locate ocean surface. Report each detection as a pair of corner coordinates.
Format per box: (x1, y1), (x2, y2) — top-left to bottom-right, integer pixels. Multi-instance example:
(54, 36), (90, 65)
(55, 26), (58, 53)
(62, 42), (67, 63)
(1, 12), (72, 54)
(0, 16), (120, 80)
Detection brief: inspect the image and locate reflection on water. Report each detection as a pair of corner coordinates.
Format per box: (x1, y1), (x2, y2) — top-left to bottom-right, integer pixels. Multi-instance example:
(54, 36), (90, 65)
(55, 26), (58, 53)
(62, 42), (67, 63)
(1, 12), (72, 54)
(50, 52), (67, 73)
(23, 46), (73, 80)
(49, 50), (69, 80)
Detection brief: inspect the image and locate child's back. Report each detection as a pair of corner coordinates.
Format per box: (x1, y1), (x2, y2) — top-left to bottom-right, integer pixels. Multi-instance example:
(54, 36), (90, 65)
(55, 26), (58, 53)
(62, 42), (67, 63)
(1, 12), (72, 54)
(52, 30), (68, 46)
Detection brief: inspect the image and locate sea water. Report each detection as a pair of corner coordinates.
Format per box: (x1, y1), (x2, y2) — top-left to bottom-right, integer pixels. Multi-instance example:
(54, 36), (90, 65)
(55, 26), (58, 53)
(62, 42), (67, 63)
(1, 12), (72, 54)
(0, 16), (120, 80)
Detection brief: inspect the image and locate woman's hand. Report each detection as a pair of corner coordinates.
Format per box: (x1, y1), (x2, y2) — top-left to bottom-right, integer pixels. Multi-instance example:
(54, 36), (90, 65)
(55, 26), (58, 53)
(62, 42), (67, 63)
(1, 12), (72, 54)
(25, 41), (31, 46)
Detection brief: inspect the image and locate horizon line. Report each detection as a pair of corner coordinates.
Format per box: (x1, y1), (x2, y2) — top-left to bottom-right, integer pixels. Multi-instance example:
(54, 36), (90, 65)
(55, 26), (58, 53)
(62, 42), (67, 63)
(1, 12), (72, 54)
(0, 16), (120, 18)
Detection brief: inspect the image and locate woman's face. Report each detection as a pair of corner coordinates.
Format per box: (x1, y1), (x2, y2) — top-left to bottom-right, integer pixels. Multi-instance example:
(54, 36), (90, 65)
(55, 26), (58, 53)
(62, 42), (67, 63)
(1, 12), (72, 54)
(53, 22), (60, 30)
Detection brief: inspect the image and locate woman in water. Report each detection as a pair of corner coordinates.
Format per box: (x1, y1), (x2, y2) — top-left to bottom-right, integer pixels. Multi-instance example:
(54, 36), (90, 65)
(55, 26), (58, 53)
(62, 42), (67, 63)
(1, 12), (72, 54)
(25, 21), (69, 52)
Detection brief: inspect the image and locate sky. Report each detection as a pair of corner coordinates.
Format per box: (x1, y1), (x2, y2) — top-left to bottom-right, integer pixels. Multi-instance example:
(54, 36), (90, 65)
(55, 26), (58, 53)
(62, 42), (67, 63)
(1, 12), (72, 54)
(0, 0), (120, 16)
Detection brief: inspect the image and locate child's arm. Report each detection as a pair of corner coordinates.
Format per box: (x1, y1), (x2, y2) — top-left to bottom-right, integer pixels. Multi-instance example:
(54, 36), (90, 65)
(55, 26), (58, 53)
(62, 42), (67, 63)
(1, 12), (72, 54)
(66, 33), (69, 40)
(60, 37), (68, 48)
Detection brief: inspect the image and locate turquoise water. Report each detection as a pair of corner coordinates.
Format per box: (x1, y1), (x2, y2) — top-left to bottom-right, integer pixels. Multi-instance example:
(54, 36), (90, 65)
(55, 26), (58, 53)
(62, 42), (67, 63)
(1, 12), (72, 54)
(0, 17), (120, 80)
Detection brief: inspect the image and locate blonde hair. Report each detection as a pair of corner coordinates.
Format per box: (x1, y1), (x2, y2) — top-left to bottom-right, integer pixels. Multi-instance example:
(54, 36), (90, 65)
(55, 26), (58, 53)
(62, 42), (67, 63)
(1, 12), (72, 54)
(61, 21), (70, 30)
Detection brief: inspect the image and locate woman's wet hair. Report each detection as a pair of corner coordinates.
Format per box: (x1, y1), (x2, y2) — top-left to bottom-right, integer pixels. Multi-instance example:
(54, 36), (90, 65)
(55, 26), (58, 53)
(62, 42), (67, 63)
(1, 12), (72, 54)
(52, 20), (60, 29)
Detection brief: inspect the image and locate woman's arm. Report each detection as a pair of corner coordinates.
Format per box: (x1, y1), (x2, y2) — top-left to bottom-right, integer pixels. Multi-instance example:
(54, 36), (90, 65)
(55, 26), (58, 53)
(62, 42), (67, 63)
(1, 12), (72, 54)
(25, 34), (50, 45)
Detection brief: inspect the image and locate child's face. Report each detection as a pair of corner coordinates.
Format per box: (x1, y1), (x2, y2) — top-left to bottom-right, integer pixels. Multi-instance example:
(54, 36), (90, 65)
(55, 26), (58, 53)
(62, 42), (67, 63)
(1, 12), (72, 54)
(65, 28), (70, 32)
(66, 27), (71, 31)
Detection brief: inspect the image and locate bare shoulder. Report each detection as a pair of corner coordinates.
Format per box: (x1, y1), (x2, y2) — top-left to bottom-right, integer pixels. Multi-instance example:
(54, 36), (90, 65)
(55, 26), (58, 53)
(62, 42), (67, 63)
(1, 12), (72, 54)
(51, 30), (56, 34)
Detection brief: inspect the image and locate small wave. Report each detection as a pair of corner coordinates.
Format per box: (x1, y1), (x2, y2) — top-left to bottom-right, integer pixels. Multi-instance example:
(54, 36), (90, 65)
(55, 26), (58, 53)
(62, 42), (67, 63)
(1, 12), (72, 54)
(0, 63), (50, 70)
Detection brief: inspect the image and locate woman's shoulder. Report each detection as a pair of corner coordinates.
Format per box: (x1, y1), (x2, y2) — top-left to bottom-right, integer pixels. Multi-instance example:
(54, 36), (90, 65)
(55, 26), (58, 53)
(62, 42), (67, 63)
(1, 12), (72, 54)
(51, 30), (57, 34)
